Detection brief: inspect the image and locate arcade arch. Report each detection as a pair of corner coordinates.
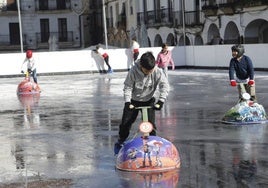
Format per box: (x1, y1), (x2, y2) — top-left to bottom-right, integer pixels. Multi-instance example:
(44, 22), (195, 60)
(224, 21), (240, 44)
(207, 23), (220, 45)
(154, 34), (163, 47)
(194, 35), (203, 45)
(178, 35), (190, 46)
(166, 33), (175, 46)
(245, 19), (268, 44)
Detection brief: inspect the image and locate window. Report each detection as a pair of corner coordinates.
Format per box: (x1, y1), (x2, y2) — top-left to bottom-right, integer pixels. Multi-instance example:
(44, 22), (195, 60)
(40, 19), (50, 43)
(58, 18), (67, 42)
(39, 0), (48, 10)
(7, 0), (17, 11)
(109, 6), (113, 28)
(57, 0), (66, 10)
(130, 0), (133, 15)
(9, 23), (20, 45)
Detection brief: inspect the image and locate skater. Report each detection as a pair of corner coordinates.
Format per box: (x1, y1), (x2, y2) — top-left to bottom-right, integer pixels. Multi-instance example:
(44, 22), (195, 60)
(95, 45), (113, 73)
(229, 44), (257, 102)
(21, 50), (38, 83)
(131, 38), (140, 63)
(114, 52), (169, 155)
(156, 43), (175, 78)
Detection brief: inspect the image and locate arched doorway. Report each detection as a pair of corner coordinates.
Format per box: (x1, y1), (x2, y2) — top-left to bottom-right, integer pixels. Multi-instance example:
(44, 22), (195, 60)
(224, 21), (239, 44)
(166, 33), (175, 46)
(194, 35), (203, 45)
(154, 34), (163, 47)
(207, 23), (220, 45)
(147, 37), (151, 47)
(245, 19), (268, 44)
(178, 35), (190, 46)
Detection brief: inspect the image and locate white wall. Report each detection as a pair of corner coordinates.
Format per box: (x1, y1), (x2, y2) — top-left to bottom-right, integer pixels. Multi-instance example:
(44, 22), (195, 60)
(184, 44), (268, 68)
(0, 44), (267, 76)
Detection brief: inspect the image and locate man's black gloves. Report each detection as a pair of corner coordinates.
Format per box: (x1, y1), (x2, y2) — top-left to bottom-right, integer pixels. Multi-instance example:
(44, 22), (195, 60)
(125, 102), (135, 110)
(27, 69), (32, 73)
(154, 101), (164, 110)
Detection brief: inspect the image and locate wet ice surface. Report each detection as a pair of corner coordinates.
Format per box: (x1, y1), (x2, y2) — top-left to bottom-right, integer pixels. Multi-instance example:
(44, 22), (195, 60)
(0, 70), (268, 187)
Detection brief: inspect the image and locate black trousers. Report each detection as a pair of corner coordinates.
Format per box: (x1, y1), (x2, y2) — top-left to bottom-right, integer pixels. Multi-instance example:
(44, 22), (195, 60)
(28, 68), (37, 83)
(133, 52), (139, 62)
(104, 56), (112, 70)
(118, 98), (156, 143)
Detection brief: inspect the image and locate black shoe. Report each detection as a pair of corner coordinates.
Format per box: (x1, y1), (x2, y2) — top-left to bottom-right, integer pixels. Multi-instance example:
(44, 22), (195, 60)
(250, 97), (257, 103)
(238, 98), (244, 103)
(114, 142), (123, 155)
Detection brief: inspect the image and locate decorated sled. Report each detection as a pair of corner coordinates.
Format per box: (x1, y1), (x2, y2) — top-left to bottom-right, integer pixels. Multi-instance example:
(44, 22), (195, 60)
(17, 71), (41, 95)
(222, 83), (267, 125)
(115, 106), (181, 172)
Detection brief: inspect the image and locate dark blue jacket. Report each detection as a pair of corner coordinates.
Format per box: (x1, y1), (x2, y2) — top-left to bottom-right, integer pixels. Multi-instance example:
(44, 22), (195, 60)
(229, 55), (254, 80)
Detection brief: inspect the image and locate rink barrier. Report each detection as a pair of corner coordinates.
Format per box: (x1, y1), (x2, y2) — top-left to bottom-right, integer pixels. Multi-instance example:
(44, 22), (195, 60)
(0, 44), (267, 77)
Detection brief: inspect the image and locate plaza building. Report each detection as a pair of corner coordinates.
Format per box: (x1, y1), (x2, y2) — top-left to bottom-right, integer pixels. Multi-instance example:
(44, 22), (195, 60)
(0, 0), (91, 51)
(99, 0), (268, 47)
(0, 0), (267, 52)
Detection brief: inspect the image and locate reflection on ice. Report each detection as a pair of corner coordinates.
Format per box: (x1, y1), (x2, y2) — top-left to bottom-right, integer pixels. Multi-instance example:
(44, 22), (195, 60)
(0, 71), (267, 187)
(117, 169), (180, 188)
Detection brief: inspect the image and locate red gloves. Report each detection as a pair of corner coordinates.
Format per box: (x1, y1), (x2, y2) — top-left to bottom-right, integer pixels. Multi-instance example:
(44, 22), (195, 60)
(248, 80), (255, 86)
(230, 80), (254, 86)
(230, 80), (237, 87)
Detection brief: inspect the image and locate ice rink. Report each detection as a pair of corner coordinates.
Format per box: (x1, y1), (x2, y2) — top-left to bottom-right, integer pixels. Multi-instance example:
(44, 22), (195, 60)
(0, 69), (268, 187)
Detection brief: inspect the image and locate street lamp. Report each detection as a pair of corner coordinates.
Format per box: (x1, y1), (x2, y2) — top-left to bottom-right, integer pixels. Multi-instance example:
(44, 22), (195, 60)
(17, 0), (23, 52)
(102, 0), (108, 49)
(182, 0), (186, 46)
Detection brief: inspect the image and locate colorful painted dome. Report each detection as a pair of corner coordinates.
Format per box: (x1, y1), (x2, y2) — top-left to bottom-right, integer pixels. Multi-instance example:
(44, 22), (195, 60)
(17, 77), (41, 95)
(116, 136), (180, 172)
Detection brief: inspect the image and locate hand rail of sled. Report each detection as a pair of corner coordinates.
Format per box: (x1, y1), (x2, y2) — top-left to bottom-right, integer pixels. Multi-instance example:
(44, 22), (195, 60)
(134, 106), (154, 136)
(239, 83), (250, 101)
(135, 106), (152, 122)
(21, 71), (31, 81)
(21, 70), (31, 76)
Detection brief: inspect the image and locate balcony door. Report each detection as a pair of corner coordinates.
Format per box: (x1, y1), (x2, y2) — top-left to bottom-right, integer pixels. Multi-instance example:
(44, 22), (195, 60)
(154, 0), (161, 22)
(7, 0), (17, 11)
(57, 0), (66, 10)
(39, 0), (48, 10)
(58, 18), (67, 42)
(9, 23), (20, 45)
(40, 19), (50, 43)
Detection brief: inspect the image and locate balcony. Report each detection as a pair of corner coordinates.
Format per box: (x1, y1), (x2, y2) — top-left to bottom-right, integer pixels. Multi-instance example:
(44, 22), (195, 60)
(202, 0), (268, 16)
(0, 0), (72, 13)
(36, 32), (74, 49)
(0, 31), (74, 52)
(137, 8), (173, 27)
(217, 0), (238, 15)
(238, 0), (268, 7)
(35, 0), (71, 12)
(0, 34), (26, 51)
(202, 0), (218, 16)
(173, 10), (203, 27)
(0, 1), (17, 12)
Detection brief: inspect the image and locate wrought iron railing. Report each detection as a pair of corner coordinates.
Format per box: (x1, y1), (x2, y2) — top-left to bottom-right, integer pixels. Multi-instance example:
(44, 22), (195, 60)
(202, 0), (268, 9)
(137, 8), (173, 27)
(173, 10), (203, 26)
(36, 31), (73, 43)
